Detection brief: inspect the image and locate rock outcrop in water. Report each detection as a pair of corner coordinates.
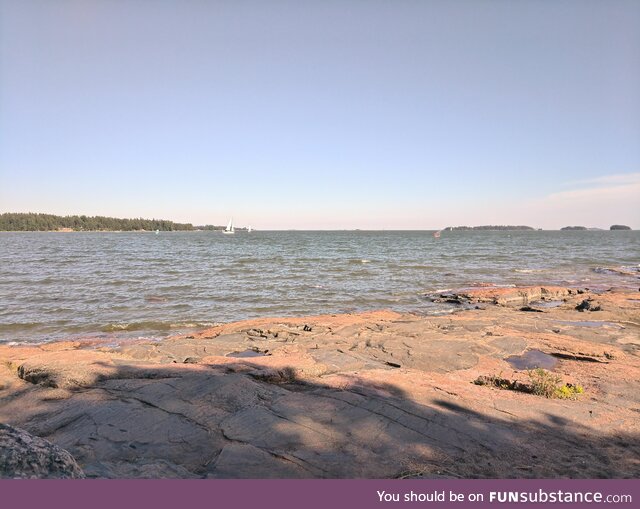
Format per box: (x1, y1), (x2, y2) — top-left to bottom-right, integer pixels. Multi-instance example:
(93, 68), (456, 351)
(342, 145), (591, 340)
(0, 288), (638, 478)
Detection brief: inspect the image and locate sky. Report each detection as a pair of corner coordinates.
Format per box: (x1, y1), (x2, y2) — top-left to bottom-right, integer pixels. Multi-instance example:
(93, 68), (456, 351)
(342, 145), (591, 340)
(1, 0), (639, 229)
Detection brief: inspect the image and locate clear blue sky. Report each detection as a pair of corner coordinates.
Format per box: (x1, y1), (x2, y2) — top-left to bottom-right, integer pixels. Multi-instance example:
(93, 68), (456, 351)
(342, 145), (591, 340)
(1, 0), (639, 229)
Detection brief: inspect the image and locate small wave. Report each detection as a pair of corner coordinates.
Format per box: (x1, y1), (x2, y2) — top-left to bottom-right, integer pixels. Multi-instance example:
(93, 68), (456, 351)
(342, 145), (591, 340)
(101, 321), (218, 332)
(101, 321), (171, 332)
(0, 335), (63, 346)
(347, 258), (373, 265)
(428, 308), (457, 316)
(392, 264), (437, 270)
(35, 277), (58, 284)
(593, 266), (640, 277)
(106, 280), (129, 286)
(1, 340), (26, 346)
(144, 295), (169, 303)
(513, 268), (544, 273)
(0, 322), (45, 332)
(171, 322), (219, 329)
(234, 256), (258, 262)
(468, 282), (516, 288)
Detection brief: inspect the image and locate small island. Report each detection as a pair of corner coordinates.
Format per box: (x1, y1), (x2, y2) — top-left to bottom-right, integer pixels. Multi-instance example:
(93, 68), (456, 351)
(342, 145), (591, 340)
(0, 212), (231, 232)
(610, 225), (631, 230)
(560, 226), (588, 231)
(443, 225), (535, 231)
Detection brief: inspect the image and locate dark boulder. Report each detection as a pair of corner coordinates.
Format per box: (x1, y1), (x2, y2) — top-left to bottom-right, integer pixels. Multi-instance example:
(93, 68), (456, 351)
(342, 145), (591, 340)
(0, 423), (84, 479)
(520, 306), (544, 312)
(575, 299), (591, 312)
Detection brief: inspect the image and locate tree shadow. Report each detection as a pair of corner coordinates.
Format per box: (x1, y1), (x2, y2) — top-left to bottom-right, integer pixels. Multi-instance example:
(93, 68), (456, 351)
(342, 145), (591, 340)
(3, 358), (639, 479)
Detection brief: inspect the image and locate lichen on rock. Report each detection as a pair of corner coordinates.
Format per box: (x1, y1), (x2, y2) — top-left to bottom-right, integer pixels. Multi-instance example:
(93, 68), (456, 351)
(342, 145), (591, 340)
(0, 423), (85, 479)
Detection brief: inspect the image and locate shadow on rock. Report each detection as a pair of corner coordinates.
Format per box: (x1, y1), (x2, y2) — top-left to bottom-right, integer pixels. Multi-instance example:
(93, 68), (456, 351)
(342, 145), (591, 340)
(2, 357), (639, 479)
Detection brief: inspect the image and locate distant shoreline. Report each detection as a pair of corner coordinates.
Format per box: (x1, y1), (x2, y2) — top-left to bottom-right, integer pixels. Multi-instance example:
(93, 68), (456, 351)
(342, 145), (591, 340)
(0, 228), (636, 233)
(0, 213), (634, 232)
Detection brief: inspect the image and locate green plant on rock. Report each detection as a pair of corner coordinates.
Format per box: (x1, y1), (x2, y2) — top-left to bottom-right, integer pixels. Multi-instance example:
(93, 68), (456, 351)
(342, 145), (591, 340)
(528, 368), (584, 399)
(474, 369), (585, 399)
(473, 372), (523, 392)
(555, 383), (584, 400)
(528, 368), (562, 398)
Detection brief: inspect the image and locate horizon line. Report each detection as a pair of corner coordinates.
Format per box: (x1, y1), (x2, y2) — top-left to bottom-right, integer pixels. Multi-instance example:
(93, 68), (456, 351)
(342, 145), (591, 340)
(0, 211), (636, 231)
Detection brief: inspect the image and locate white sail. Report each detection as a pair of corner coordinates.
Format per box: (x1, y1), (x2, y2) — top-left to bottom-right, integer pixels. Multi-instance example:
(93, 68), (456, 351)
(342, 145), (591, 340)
(224, 218), (235, 234)
(247, 225), (252, 233)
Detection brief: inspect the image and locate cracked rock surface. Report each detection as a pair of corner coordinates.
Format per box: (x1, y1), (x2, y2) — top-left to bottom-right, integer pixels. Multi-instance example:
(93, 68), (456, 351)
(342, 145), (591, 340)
(1, 287), (639, 478)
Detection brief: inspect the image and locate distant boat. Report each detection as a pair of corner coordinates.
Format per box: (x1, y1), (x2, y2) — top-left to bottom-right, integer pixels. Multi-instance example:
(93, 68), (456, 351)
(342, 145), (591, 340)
(223, 218), (235, 234)
(433, 230), (441, 239)
(247, 225), (253, 233)
(155, 229), (159, 235)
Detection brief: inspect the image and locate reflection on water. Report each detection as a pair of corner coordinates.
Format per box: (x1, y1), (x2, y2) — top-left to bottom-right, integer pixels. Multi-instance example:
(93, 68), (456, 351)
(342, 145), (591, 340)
(506, 350), (558, 370)
(226, 350), (268, 358)
(556, 321), (625, 329)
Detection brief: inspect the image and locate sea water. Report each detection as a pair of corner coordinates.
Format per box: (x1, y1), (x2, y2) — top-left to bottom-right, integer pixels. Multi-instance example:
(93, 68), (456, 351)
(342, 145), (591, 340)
(1, 230), (638, 343)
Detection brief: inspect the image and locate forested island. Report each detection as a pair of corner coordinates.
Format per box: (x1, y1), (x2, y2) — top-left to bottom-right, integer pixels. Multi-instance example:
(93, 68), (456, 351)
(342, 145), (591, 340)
(443, 225), (535, 231)
(0, 212), (200, 231)
(561, 226), (632, 231)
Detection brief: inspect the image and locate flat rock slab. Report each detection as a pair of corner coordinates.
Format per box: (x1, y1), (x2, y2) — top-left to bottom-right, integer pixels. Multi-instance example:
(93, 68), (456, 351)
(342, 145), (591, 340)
(0, 288), (639, 478)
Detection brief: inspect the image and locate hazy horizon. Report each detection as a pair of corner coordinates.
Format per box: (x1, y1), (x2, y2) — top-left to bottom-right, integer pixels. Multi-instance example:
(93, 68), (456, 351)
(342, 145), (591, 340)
(0, 210), (636, 231)
(1, 1), (639, 230)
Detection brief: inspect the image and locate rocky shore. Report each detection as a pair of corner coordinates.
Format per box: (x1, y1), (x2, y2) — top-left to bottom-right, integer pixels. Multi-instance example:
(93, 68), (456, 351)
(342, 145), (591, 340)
(1, 286), (639, 478)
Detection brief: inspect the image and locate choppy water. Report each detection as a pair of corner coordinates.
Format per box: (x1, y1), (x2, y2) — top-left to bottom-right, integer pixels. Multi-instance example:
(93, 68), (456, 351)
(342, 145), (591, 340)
(1, 230), (638, 343)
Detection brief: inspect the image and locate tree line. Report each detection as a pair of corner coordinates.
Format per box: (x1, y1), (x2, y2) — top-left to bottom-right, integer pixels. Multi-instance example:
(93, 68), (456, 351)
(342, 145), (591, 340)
(0, 213), (197, 231)
(443, 225), (535, 231)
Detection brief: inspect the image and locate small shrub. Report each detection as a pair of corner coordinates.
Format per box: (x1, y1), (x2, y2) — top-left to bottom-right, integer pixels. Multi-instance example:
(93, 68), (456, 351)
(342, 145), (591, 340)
(473, 373), (525, 392)
(555, 383), (584, 399)
(555, 385), (574, 399)
(529, 369), (584, 399)
(475, 369), (585, 399)
(528, 368), (562, 398)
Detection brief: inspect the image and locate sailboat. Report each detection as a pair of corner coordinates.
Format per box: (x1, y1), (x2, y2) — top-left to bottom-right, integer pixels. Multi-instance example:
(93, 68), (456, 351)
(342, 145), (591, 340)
(247, 225), (252, 233)
(223, 218), (235, 234)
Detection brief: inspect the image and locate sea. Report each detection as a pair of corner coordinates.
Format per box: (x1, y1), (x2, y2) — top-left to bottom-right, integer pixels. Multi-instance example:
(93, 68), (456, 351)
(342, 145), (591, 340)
(1, 230), (638, 344)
